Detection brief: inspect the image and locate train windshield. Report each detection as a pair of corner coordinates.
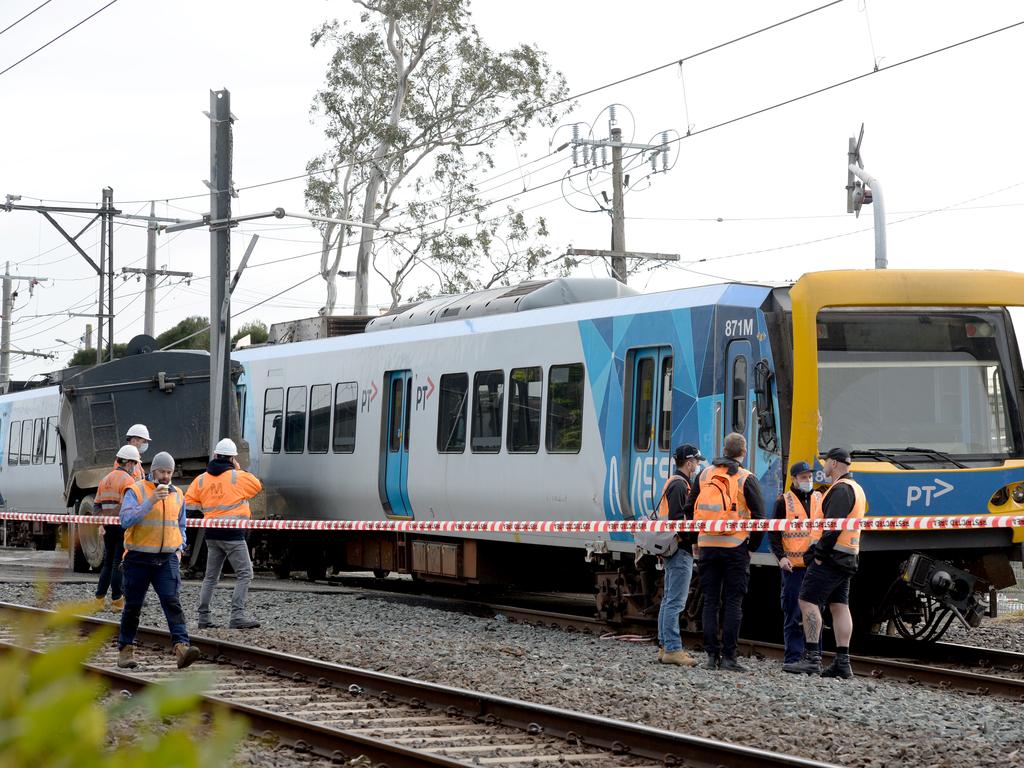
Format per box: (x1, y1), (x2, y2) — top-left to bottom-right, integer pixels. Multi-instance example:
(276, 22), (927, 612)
(817, 311), (1019, 459)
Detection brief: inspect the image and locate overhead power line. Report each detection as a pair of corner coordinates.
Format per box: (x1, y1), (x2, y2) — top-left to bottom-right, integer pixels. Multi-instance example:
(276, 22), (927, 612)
(0, 0), (56, 38)
(0, 0), (120, 79)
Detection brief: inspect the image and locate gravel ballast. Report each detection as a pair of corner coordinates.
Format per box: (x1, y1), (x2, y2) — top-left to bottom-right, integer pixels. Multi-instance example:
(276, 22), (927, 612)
(2, 579), (1022, 768)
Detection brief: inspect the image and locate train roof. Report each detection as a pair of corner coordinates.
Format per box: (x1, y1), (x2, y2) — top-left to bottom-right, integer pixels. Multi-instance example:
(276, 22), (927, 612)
(235, 279), (777, 362)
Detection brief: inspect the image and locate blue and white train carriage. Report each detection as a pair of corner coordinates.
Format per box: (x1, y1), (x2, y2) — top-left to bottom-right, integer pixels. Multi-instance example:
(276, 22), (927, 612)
(236, 271), (1024, 640)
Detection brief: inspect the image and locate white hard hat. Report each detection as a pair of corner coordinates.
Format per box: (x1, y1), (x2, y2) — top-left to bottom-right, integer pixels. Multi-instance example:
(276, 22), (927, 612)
(116, 444), (142, 462)
(214, 438), (238, 457)
(126, 424), (151, 440)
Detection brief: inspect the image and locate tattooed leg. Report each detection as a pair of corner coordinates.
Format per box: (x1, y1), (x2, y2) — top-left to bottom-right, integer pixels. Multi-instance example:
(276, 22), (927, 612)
(799, 599), (822, 643)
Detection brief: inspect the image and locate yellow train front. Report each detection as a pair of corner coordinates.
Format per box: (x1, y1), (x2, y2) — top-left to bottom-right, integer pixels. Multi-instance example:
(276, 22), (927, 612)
(782, 270), (1024, 640)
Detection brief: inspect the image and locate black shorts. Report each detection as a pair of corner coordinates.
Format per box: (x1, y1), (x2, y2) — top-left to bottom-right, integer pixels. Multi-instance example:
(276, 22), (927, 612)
(799, 560), (851, 606)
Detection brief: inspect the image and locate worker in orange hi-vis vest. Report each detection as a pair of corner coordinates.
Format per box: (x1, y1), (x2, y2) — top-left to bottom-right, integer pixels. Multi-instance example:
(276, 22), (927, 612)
(768, 461), (823, 666)
(683, 432), (766, 672)
(93, 444), (142, 612)
(186, 438), (263, 630)
(111, 424), (151, 482)
(784, 446), (866, 680)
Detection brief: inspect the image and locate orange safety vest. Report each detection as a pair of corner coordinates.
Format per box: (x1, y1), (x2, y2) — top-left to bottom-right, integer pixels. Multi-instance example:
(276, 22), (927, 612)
(112, 457), (144, 483)
(822, 476), (867, 557)
(123, 480), (184, 554)
(185, 469), (262, 521)
(656, 475), (690, 519)
(694, 464), (751, 548)
(95, 467), (135, 513)
(780, 490), (823, 568)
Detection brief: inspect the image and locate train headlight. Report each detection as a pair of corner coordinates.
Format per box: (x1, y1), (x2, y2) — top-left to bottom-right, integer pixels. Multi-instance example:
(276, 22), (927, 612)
(991, 487), (1009, 506)
(1012, 485), (1024, 504)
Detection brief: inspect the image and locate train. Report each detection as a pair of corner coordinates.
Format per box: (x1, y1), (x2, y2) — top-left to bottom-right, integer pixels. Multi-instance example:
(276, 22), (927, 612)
(1, 270), (1022, 642)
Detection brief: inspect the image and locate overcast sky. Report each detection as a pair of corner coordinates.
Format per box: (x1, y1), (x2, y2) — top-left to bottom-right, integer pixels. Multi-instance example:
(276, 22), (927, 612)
(1, 0), (1022, 380)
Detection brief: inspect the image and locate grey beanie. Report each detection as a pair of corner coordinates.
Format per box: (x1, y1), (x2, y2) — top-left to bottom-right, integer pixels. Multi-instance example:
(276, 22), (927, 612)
(150, 451), (175, 472)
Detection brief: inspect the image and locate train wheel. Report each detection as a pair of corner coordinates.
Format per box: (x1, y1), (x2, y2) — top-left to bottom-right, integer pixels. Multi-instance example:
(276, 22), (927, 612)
(72, 496), (105, 573)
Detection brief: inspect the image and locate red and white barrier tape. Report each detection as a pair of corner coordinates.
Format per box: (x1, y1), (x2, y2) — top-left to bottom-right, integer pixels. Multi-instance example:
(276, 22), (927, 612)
(1, 511), (1023, 533)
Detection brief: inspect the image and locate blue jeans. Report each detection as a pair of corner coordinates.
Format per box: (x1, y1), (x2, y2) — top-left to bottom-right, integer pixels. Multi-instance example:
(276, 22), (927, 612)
(95, 526), (124, 600)
(657, 547), (694, 652)
(699, 545), (750, 660)
(118, 552), (189, 648)
(198, 539), (254, 624)
(781, 567), (807, 663)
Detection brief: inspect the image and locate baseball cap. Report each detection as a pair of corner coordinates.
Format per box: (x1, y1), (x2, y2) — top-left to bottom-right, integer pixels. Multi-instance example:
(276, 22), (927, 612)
(822, 446), (852, 464)
(789, 460), (814, 477)
(674, 444), (705, 463)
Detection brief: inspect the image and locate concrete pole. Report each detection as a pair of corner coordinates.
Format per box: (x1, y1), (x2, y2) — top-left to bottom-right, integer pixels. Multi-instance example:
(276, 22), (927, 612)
(105, 187), (115, 361)
(84, 323), (92, 350)
(144, 201), (157, 337)
(610, 126), (627, 284)
(97, 191), (106, 365)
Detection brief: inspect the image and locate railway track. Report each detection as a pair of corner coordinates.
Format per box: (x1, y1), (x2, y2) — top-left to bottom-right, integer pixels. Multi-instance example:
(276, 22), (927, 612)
(487, 603), (1024, 700)
(0, 602), (836, 768)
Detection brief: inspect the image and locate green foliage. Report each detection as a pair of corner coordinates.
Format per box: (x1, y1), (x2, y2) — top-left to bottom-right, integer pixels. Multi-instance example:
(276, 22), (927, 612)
(66, 344), (128, 368)
(307, 0), (573, 309)
(231, 321), (268, 346)
(0, 598), (245, 767)
(156, 316), (210, 351)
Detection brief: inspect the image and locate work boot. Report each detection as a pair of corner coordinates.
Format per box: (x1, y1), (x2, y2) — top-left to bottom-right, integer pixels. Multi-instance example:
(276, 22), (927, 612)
(657, 646), (664, 663)
(783, 647), (822, 675)
(117, 645), (138, 669)
(110, 597), (124, 612)
(174, 643), (201, 669)
(661, 650), (698, 667)
(197, 621), (221, 629)
(703, 654), (720, 671)
(821, 653), (854, 680)
(93, 597), (106, 612)
(720, 657), (746, 672)
(228, 618), (260, 629)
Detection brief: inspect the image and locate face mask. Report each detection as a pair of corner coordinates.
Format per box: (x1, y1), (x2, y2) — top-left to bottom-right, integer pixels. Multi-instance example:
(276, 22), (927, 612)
(798, 480), (813, 493)
(139, 442), (150, 454)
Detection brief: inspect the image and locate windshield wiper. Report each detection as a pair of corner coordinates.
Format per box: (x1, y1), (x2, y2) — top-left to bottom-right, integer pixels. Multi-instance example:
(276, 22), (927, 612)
(849, 449), (915, 469)
(900, 446), (968, 469)
(851, 447), (967, 469)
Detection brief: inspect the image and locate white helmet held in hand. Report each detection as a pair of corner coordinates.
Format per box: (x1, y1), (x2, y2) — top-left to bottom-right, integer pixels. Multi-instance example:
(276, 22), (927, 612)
(116, 444), (142, 462)
(126, 424), (151, 441)
(214, 438), (238, 457)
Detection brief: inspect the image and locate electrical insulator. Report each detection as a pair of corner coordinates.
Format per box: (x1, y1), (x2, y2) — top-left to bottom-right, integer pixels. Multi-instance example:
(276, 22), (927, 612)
(650, 152), (657, 172)
(582, 145), (590, 165)
(571, 124), (580, 166)
(661, 132), (669, 171)
(608, 104), (617, 130)
(601, 145), (608, 166)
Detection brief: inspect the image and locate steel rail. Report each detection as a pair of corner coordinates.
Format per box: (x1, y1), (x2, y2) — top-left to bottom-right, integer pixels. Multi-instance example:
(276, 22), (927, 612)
(0, 602), (837, 768)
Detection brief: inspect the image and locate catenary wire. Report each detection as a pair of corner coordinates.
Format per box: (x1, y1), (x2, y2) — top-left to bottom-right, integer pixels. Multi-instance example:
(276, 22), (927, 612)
(0, 0), (121, 79)
(0, 0), (56, 38)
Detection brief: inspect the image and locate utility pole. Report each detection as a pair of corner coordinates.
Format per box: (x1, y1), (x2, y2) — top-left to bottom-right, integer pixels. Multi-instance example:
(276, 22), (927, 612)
(84, 324), (92, 350)
(562, 106), (678, 284)
(1, 263), (51, 393)
(2, 192), (120, 365)
(208, 89), (234, 449)
(121, 202), (193, 337)
(846, 124), (887, 269)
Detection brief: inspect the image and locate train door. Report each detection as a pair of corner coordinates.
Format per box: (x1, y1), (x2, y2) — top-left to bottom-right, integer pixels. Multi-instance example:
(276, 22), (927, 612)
(380, 370), (414, 518)
(725, 340), (752, 463)
(628, 347), (673, 518)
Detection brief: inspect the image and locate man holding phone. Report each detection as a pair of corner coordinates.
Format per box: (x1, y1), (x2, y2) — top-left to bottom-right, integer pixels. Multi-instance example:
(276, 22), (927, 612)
(116, 451), (200, 670)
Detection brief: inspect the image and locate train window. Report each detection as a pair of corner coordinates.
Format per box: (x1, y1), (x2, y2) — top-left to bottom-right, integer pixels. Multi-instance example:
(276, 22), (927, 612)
(658, 357), (673, 451)
(731, 356), (747, 434)
(20, 419), (33, 465)
(44, 417), (57, 464)
(32, 417), (44, 464)
(7, 420), (20, 465)
(437, 373), (468, 453)
(308, 384), (331, 453)
(262, 388), (284, 454)
(285, 386), (307, 453)
(405, 378), (412, 450)
(333, 382), (358, 453)
(507, 367), (542, 453)
(633, 357), (654, 451)
(547, 363), (585, 453)
(471, 370), (504, 453)
(388, 377), (404, 452)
